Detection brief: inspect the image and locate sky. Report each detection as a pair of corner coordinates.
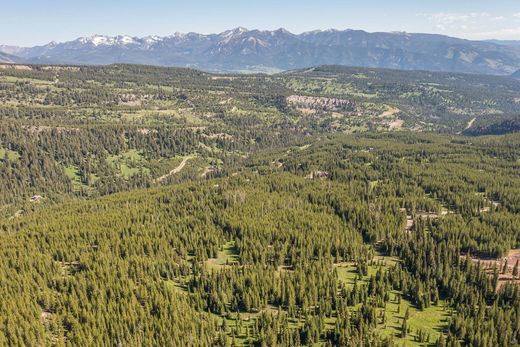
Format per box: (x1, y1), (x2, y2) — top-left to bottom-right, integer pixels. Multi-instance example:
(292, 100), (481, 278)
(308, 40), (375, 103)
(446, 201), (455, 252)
(2, 0), (520, 46)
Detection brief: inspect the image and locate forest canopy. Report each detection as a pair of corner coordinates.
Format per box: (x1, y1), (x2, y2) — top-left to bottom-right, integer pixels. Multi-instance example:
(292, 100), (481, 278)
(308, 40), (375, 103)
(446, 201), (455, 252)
(0, 64), (518, 346)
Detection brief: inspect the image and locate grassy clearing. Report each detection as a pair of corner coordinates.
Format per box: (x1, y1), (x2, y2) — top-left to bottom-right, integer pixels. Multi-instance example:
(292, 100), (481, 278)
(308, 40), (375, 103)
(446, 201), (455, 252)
(106, 149), (150, 178)
(336, 254), (399, 287)
(64, 165), (85, 191)
(369, 180), (379, 190)
(377, 294), (449, 346)
(336, 255), (447, 346)
(344, 125), (369, 134)
(174, 247), (446, 346)
(0, 147), (19, 161)
(121, 163), (145, 177)
(64, 165), (99, 192)
(164, 278), (190, 295)
(0, 76), (55, 85)
(205, 241), (240, 271)
(167, 248), (449, 346)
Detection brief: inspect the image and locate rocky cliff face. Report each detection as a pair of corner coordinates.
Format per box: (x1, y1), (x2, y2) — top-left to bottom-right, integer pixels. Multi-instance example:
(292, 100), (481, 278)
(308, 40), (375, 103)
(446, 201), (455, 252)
(286, 95), (356, 112)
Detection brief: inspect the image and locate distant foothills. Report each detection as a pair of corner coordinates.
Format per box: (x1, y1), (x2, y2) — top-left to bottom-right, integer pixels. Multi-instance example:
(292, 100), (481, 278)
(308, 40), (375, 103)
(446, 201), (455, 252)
(2, 27), (520, 76)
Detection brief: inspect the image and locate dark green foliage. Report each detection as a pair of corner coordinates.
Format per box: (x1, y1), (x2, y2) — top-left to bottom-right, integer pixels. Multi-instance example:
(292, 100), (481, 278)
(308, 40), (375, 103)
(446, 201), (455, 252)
(0, 64), (519, 346)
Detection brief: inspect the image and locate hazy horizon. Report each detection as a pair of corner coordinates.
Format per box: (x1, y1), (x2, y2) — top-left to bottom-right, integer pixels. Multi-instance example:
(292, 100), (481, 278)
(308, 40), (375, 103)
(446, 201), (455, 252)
(4, 27), (518, 49)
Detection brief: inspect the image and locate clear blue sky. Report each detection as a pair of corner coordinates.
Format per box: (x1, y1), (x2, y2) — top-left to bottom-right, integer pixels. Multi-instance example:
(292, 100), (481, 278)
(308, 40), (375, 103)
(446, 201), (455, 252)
(3, 0), (520, 46)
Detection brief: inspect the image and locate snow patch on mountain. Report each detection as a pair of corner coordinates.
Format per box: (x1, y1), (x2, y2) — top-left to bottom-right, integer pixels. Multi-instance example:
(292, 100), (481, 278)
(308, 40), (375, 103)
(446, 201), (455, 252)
(78, 35), (139, 46)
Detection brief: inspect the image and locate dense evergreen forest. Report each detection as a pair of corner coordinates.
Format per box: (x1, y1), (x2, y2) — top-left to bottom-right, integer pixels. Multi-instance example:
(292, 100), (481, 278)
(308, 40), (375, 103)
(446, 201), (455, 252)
(0, 64), (519, 346)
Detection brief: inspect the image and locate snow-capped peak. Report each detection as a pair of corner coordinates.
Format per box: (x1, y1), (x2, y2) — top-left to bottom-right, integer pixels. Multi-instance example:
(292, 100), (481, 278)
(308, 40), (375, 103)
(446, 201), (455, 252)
(118, 35), (136, 45)
(219, 27), (250, 44)
(143, 35), (161, 43)
(233, 27), (248, 34)
(222, 27), (248, 38)
(80, 35), (110, 46)
(77, 35), (139, 46)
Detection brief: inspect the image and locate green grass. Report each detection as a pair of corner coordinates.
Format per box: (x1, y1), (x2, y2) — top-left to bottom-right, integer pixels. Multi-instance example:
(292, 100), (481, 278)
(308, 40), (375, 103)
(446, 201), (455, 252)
(205, 241), (240, 271)
(0, 147), (19, 161)
(336, 255), (447, 346)
(106, 149), (150, 178)
(376, 293), (449, 346)
(0, 75), (62, 92)
(64, 165), (83, 189)
(164, 278), (190, 295)
(120, 163), (144, 177)
(369, 180), (379, 190)
(336, 254), (399, 286)
(0, 76), (54, 85)
(171, 249), (447, 346)
(63, 165), (78, 177)
(64, 165), (99, 192)
(344, 125), (370, 134)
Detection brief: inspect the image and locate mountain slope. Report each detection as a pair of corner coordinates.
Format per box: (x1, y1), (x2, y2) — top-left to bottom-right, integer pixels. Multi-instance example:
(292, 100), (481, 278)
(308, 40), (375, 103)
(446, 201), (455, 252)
(3, 28), (520, 74)
(0, 51), (21, 63)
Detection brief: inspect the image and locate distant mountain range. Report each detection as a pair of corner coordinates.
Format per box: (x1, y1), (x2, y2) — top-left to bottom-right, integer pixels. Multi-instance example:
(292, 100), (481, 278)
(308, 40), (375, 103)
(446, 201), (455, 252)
(486, 40), (520, 47)
(2, 28), (520, 75)
(0, 51), (21, 64)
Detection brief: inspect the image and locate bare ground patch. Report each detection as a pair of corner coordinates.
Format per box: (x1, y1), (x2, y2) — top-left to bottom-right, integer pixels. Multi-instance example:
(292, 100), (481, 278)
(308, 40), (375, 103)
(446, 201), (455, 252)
(464, 249), (520, 289)
(388, 119), (404, 130)
(0, 64), (33, 70)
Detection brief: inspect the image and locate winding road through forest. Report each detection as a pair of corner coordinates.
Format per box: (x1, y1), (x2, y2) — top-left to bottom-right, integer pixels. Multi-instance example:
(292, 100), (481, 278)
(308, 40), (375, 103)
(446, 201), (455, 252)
(154, 156), (192, 183)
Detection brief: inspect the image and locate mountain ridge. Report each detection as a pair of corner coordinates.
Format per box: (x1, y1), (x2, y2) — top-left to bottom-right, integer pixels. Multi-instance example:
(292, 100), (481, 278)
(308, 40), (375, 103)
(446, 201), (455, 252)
(2, 27), (520, 74)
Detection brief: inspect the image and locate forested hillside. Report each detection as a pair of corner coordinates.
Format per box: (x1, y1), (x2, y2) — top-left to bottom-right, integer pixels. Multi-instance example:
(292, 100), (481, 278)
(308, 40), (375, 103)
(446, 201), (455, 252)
(1, 64), (520, 213)
(1, 133), (519, 346)
(0, 64), (519, 346)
